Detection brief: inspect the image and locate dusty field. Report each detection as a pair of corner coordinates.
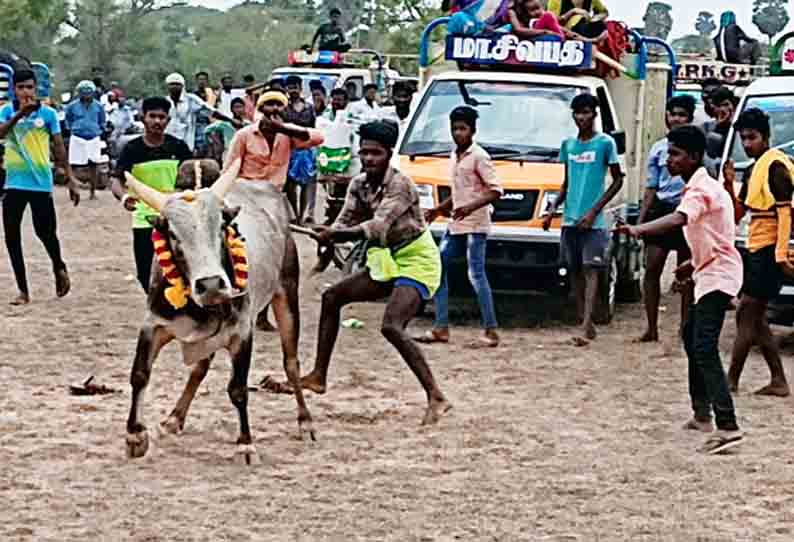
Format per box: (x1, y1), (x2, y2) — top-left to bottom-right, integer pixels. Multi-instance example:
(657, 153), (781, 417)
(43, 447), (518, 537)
(2, 187), (794, 542)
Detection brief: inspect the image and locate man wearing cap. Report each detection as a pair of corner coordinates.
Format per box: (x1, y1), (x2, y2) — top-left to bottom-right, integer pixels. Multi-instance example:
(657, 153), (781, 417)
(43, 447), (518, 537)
(65, 80), (107, 200)
(164, 72), (238, 156)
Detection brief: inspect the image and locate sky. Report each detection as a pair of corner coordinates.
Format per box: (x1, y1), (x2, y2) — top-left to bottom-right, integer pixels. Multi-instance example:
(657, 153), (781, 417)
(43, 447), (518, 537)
(189, 1), (788, 41)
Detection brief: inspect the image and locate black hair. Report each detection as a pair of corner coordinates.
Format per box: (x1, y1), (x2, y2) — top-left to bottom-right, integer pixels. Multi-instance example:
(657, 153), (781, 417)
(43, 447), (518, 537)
(734, 107), (771, 139)
(330, 88), (348, 98)
(392, 81), (414, 96)
(363, 83), (378, 92)
(701, 77), (722, 90)
(667, 125), (706, 159)
(310, 80), (326, 94)
(221, 74), (233, 81)
(268, 78), (284, 88)
(195, 71), (209, 78)
(285, 75), (302, 87)
(142, 96), (172, 115)
(571, 93), (599, 113)
(450, 106), (478, 130)
(330, 7), (342, 16)
(709, 86), (735, 106)
(359, 120), (399, 149)
(12, 69), (36, 85)
(230, 97), (246, 108)
(666, 95), (696, 121)
(243, 74), (255, 82)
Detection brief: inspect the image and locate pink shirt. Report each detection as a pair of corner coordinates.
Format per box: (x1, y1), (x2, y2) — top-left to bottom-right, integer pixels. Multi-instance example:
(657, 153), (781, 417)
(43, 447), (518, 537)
(676, 167), (743, 302)
(224, 122), (324, 188)
(449, 143), (503, 235)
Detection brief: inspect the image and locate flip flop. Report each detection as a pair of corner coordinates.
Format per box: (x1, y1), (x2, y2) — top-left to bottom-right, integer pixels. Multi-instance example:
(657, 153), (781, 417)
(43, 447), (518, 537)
(699, 431), (743, 455)
(414, 330), (450, 344)
(55, 269), (71, 298)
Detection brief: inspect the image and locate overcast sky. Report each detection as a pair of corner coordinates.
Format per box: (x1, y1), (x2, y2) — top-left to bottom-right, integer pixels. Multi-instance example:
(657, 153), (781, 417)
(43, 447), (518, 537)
(190, 1), (789, 41)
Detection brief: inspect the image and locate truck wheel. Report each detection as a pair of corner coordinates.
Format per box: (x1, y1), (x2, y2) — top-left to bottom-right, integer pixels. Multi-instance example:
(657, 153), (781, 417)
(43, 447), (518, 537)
(594, 251), (618, 325)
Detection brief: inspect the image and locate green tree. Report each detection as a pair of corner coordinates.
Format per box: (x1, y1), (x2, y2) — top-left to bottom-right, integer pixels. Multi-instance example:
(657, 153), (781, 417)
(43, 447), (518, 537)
(0, 0), (69, 63)
(753, 0), (790, 43)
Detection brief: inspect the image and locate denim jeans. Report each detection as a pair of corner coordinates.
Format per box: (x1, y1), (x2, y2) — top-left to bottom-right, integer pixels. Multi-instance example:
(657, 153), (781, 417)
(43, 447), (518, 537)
(682, 290), (739, 431)
(434, 231), (498, 329)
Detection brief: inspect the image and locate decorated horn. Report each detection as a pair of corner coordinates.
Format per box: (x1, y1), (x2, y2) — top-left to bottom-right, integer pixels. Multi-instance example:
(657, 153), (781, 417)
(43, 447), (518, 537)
(210, 158), (242, 200)
(125, 172), (168, 212)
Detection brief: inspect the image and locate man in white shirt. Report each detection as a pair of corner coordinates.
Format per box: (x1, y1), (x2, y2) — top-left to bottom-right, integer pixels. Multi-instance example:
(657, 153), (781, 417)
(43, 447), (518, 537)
(347, 83), (382, 127)
(217, 75), (245, 118)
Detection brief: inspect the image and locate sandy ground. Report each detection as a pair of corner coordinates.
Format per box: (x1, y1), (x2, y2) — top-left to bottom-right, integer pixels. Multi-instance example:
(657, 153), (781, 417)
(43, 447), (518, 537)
(2, 187), (794, 542)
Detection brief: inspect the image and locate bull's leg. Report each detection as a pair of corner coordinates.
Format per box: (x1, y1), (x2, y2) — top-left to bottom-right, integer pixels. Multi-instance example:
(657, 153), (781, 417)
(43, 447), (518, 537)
(161, 354), (214, 434)
(275, 235), (315, 440)
(228, 332), (257, 464)
(126, 325), (173, 459)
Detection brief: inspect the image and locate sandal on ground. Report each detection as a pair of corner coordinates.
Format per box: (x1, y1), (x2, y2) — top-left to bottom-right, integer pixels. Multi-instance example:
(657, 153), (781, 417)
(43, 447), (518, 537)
(698, 430), (743, 454)
(415, 329), (450, 344)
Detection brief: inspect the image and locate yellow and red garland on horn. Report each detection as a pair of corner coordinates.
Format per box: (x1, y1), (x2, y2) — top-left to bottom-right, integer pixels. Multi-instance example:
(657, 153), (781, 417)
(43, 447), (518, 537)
(151, 227), (249, 310)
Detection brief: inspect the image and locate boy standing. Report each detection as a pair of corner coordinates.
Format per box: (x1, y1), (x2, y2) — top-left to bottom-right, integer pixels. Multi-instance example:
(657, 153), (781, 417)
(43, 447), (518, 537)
(618, 126), (744, 454)
(543, 94), (623, 345)
(1, 69), (81, 305)
(422, 107), (502, 347)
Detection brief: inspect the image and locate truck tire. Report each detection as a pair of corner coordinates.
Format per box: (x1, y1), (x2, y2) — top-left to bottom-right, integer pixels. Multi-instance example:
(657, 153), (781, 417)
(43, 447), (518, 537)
(594, 250), (618, 325)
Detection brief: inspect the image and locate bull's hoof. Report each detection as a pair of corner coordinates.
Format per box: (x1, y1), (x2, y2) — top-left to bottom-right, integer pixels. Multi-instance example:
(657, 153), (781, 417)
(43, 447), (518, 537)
(126, 430), (150, 459)
(299, 420), (318, 443)
(160, 415), (183, 435)
(233, 444), (260, 466)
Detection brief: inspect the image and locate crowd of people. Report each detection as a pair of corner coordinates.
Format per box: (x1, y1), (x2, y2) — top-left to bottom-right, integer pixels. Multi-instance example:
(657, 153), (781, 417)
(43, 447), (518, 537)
(1, 37), (792, 452)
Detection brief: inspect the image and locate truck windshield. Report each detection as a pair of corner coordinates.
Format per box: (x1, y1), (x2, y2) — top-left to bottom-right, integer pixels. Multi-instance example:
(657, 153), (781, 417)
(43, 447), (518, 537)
(272, 72), (340, 97)
(400, 80), (581, 161)
(729, 94), (794, 170)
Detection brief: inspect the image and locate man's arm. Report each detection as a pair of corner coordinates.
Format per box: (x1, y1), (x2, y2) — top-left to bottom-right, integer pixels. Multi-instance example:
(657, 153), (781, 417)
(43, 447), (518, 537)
(311, 26), (322, 50)
(543, 164), (568, 230)
(639, 188), (657, 225)
(454, 153), (503, 220)
(622, 211), (687, 238)
(578, 163), (624, 229)
(722, 159), (747, 224)
(770, 162), (794, 265)
(52, 133), (80, 206)
(0, 104), (38, 139)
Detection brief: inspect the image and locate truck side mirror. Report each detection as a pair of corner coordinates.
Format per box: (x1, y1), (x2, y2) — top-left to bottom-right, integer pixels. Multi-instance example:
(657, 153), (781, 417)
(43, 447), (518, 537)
(610, 130), (627, 155)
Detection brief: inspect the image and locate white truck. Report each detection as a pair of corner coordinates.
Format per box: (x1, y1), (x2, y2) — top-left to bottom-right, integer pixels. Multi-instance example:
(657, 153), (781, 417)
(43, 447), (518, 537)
(396, 25), (677, 322)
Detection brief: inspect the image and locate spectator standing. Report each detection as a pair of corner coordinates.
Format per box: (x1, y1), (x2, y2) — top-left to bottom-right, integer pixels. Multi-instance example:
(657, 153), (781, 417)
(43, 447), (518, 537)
(65, 80), (107, 200)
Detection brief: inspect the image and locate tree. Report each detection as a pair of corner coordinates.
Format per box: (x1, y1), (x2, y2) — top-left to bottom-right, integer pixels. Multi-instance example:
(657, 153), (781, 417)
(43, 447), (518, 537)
(695, 11), (717, 37)
(0, 0), (69, 62)
(753, 0), (790, 42)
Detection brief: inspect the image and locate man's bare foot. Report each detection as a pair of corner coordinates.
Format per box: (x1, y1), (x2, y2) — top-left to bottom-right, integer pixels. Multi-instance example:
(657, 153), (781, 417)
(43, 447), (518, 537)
(633, 330), (659, 343)
(261, 372), (327, 394)
(466, 329), (499, 349)
(299, 371), (327, 394)
(682, 418), (714, 433)
(754, 382), (791, 397)
(55, 269), (70, 298)
(10, 293), (30, 306)
(421, 396), (452, 426)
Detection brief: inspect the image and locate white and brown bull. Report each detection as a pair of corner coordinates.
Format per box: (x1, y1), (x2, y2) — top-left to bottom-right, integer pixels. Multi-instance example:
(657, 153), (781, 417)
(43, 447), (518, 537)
(123, 160), (314, 463)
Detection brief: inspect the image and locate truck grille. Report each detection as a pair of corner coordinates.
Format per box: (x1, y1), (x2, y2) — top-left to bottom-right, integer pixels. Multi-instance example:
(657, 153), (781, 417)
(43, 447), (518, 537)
(437, 187), (539, 222)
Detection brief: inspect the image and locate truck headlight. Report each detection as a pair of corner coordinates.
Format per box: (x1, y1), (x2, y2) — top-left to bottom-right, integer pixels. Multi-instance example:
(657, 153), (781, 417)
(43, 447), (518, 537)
(416, 184), (435, 210)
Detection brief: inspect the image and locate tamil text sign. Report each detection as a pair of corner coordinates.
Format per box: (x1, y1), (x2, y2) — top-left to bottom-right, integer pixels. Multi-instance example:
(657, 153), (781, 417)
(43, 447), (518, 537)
(445, 35), (593, 69)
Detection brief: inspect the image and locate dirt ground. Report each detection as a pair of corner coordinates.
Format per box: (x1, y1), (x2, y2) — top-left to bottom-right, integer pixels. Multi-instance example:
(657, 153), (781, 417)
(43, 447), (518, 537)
(2, 187), (794, 542)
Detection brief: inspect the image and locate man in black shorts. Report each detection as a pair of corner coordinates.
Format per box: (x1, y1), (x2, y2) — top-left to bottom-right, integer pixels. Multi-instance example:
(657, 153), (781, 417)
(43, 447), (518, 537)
(723, 108), (792, 397)
(636, 95), (696, 342)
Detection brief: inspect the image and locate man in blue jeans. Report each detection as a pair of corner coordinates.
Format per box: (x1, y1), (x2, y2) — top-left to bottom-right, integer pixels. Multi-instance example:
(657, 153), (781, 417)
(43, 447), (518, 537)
(544, 93), (623, 346)
(421, 106), (502, 347)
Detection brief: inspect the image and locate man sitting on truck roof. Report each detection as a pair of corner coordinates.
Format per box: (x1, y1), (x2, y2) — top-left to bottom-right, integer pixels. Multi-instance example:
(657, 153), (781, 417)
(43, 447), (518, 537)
(543, 93), (623, 346)
(722, 108), (792, 398)
(714, 11), (761, 66)
(636, 95), (696, 343)
(311, 8), (351, 53)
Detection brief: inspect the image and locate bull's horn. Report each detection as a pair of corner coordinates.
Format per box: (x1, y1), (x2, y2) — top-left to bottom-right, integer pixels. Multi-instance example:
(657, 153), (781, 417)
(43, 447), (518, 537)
(211, 159), (241, 200)
(125, 172), (168, 212)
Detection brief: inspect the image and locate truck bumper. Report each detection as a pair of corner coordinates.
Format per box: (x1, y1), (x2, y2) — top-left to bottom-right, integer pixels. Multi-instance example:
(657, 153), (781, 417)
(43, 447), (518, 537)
(429, 223), (568, 294)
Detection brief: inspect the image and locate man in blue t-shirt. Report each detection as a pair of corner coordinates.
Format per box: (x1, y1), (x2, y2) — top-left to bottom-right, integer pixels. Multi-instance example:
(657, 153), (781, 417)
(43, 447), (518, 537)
(543, 93), (623, 345)
(65, 80), (107, 200)
(0, 69), (81, 305)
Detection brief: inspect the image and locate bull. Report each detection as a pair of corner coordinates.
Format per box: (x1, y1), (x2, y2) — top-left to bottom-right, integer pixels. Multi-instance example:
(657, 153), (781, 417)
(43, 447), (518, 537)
(123, 160), (314, 463)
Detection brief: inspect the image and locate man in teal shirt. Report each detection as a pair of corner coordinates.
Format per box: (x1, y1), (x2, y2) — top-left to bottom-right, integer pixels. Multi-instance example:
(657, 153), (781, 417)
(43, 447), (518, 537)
(544, 93), (623, 345)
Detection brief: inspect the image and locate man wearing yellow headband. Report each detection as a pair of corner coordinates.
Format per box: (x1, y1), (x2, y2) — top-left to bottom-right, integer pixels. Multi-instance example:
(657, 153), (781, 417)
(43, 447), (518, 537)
(224, 89), (323, 191)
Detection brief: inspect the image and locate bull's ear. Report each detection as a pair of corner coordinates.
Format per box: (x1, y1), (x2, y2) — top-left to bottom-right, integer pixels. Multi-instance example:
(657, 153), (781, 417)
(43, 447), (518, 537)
(147, 215), (169, 232)
(222, 206), (241, 225)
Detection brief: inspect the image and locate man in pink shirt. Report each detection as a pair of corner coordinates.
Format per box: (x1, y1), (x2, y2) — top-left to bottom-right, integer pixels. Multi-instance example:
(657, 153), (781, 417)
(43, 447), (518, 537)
(422, 106), (503, 348)
(617, 126), (743, 455)
(224, 90), (324, 191)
